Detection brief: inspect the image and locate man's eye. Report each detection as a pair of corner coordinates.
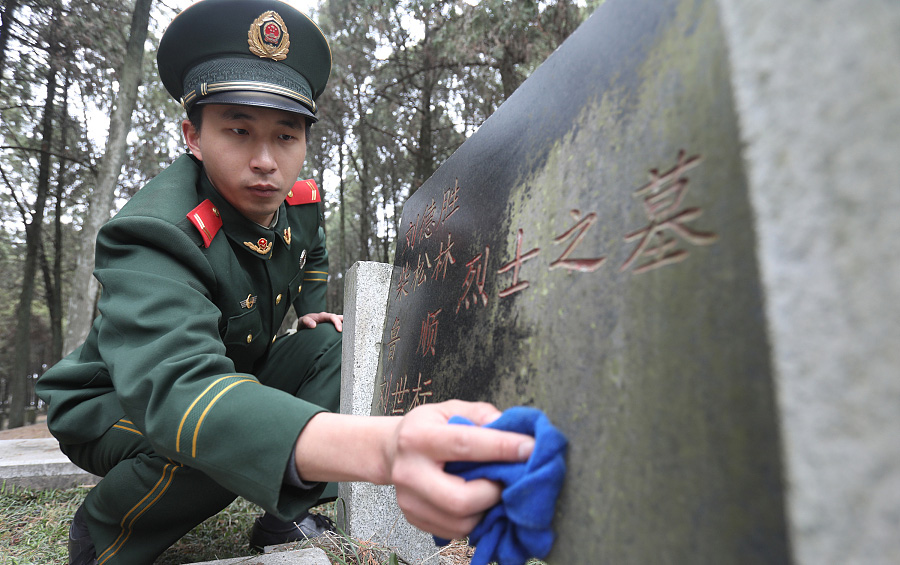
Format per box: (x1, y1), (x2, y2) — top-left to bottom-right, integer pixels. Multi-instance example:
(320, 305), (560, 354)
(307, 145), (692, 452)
(279, 134), (296, 141)
(231, 128), (248, 135)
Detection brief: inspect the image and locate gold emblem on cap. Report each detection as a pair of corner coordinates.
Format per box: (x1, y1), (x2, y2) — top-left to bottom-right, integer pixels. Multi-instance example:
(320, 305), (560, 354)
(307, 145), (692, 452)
(248, 11), (290, 61)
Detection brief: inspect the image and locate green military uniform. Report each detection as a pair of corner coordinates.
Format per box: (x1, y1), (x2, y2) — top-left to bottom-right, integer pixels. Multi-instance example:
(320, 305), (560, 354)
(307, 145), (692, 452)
(35, 1), (340, 563)
(38, 154), (341, 562)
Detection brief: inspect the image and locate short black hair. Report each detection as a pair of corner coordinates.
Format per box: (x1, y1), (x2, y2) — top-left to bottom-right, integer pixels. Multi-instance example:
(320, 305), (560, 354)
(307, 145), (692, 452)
(186, 104), (312, 141)
(187, 105), (204, 132)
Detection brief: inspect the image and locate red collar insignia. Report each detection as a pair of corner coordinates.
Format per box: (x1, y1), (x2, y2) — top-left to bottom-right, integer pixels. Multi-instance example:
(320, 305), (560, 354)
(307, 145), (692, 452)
(286, 179), (321, 206)
(187, 199), (223, 248)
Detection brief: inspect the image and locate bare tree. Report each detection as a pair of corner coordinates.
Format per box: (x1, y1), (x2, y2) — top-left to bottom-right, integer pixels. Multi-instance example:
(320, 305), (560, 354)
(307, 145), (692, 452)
(0, 0), (21, 78)
(9, 7), (61, 429)
(63, 0), (153, 355)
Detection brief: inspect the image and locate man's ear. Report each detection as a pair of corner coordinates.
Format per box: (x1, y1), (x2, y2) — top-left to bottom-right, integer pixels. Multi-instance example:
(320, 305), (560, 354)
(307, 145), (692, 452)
(182, 119), (202, 161)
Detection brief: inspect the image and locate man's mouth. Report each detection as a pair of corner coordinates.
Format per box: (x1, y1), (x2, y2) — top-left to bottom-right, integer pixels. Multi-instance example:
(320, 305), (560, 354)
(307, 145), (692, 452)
(247, 184), (279, 194)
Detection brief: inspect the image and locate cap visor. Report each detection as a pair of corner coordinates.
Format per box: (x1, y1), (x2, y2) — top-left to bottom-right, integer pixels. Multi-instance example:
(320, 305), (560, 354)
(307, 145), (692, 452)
(195, 91), (317, 122)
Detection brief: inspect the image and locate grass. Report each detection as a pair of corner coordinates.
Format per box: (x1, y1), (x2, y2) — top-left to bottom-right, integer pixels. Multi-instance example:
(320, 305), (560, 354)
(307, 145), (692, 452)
(0, 482), (477, 564)
(156, 496), (266, 564)
(0, 482), (265, 564)
(0, 483), (87, 564)
(275, 532), (475, 565)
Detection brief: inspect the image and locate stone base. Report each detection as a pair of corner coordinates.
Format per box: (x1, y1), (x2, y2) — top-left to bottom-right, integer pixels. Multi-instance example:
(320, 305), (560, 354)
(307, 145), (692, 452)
(337, 262), (442, 564)
(185, 547), (330, 565)
(0, 438), (100, 490)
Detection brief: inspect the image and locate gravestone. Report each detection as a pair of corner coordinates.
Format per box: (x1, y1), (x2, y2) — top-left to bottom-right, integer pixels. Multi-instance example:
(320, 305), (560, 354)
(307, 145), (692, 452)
(372, 0), (790, 562)
(715, 1), (900, 564)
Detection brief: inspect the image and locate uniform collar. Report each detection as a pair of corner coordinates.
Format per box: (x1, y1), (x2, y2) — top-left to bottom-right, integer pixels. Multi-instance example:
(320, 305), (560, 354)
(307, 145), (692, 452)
(198, 172), (292, 260)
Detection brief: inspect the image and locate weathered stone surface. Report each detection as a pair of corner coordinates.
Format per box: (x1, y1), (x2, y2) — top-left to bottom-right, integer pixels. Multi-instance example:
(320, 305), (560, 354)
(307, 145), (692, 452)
(185, 547), (330, 565)
(374, 0), (789, 562)
(337, 261), (440, 563)
(716, 1), (900, 564)
(339, 262), (395, 419)
(0, 439), (100, 489)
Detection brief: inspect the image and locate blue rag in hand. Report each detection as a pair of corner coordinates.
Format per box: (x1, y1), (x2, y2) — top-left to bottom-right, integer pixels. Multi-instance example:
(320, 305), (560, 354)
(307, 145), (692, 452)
(434, 406), (568, 565)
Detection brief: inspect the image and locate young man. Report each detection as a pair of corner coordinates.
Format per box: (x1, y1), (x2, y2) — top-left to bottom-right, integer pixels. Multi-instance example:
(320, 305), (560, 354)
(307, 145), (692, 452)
(36, 1), (535, 564)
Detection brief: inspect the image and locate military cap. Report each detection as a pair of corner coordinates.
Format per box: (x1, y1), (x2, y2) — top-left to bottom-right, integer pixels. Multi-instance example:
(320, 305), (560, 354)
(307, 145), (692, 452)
(157, 0), (331, 121)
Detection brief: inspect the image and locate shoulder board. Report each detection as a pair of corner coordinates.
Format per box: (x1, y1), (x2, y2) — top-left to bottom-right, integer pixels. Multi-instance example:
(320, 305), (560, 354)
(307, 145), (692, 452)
(186, 199), (223, 248)
(286, 179), (321, 206)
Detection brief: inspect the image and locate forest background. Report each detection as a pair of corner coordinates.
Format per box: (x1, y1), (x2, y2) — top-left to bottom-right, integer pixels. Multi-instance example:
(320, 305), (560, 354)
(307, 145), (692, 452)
(0, 0), (598, 429)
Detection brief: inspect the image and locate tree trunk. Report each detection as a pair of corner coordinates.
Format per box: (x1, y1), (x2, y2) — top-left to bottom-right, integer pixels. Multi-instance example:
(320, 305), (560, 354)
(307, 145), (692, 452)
(497, 45), (524, 100)
(10, 21), (60, 429)
(0, 0), (20, 78)
(336, 127), (348, 315)
(414, 75), (435, 190)
(379, 176), (391, 263)
(353, 84), (372, 261)
(42, 71), (70, 366)
(63, 0), (152, 356)
(41, 180), (65, 364)
(338, 133), (346, 274)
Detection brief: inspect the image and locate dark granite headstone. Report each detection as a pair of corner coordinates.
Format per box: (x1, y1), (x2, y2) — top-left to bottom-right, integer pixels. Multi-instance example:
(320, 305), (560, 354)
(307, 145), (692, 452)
(374, 0), (790, 561)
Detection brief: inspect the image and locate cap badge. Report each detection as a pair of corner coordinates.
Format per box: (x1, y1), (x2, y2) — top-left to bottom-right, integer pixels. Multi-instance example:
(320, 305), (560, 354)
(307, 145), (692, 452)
(244, 237), (273, 255)
(248, 11), (290, 61)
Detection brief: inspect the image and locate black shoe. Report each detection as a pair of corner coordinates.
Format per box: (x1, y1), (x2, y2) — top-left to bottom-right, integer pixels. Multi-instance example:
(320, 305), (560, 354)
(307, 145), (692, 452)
(68, 505), (97, 565)
(249, 511), (336, 551)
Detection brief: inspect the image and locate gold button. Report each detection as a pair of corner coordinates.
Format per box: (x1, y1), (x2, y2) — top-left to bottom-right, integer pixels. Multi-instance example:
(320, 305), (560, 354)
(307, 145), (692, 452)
(276, 294), (282, 304)
(246, 333), (253, 344)
(272, 336), (277, 343)
(298, 285), (302, 293)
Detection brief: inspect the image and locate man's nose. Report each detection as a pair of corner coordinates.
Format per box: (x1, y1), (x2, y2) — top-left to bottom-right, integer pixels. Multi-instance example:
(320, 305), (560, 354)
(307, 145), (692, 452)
(250, 142), (277, 173)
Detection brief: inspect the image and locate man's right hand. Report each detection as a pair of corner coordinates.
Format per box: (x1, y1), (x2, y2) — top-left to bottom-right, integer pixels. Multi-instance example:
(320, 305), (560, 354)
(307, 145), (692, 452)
(292, 400), (534, 541)
(387, 401), (534, 540)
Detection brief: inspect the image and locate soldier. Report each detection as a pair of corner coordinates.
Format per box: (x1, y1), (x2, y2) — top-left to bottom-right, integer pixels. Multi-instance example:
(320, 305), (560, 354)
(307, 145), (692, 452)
(35, 1), (535, 564)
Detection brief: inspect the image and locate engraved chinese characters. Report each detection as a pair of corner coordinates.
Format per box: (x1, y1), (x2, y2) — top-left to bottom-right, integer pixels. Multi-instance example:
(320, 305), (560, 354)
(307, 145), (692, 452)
(375, 0), (789, 562)
(380, 151), (717, 416)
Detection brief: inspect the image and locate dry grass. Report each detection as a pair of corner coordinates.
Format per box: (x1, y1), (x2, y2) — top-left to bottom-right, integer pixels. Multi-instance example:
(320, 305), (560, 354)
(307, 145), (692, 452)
(0, 482), (88, 564)
(282, 531), (475, 565)
(0, 484), (477, 565)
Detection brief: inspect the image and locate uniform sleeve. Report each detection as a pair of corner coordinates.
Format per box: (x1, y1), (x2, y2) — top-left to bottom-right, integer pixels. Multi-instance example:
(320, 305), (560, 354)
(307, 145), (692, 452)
(93, 213), (325, 519)
(293, 225), (329, 316)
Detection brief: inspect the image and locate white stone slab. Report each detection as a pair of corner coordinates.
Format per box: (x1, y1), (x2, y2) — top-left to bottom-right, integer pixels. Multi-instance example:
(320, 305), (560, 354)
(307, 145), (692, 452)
(337, 261), (443, 564)
(716, 1), (900, 563)
(185, 547), (330, 565)
(0, 438), (100, 489)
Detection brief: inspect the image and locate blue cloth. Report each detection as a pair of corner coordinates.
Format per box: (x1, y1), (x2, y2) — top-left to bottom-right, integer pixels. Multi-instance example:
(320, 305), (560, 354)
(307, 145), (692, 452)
(434, 406), (568, 565)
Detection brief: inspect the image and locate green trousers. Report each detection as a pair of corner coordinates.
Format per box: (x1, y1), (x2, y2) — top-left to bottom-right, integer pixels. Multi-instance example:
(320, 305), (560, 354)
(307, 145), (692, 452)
(60, 325), (342, 564)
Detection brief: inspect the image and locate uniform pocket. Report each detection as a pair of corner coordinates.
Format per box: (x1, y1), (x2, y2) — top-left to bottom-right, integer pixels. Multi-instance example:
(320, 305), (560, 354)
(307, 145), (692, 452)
(221, 308), (266, 369)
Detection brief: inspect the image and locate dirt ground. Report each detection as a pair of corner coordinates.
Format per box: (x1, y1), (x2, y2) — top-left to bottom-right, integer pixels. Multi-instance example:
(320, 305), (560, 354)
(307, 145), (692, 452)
(0, 414), (53, 440)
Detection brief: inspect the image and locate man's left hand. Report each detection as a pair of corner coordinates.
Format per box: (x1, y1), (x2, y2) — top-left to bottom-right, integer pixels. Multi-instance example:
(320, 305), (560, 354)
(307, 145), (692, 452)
(298, 312), (343, 331)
